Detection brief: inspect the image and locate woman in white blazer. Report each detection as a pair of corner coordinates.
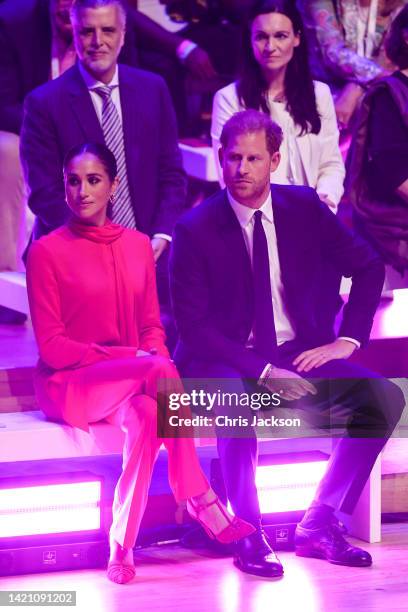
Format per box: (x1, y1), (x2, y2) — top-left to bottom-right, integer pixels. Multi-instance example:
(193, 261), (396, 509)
(211, 0), (345, 212)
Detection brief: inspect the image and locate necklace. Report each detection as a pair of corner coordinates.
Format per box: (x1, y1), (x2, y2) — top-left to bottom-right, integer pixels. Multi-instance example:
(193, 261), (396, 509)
(268, 90), (286, 103)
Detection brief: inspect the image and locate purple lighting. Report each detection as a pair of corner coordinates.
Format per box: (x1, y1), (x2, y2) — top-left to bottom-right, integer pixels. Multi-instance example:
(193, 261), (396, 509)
(225, 452), (329, 515)
(0, 480), (102, 538)
(255, 460), (328, 514)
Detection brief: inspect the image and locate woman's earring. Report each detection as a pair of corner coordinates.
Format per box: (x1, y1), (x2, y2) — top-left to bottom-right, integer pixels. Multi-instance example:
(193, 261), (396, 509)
(107, 193), (115, 219)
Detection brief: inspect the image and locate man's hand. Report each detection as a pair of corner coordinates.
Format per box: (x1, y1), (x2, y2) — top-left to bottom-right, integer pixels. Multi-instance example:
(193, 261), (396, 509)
(184, 47), (217, 80)
(262, 367), (317, 401)
(151, 237), (168, 262)
(335, 82), (364, 130)
(293, 339), (357, 373)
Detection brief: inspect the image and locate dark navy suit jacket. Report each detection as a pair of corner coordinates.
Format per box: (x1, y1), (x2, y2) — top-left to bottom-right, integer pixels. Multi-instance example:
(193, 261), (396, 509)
(20, 62), (185, 238)
(169, 185), (385, 379)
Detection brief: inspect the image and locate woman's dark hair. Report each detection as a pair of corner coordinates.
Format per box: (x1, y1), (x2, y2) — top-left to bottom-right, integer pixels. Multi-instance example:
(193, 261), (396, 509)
(63, 142), (118, 182)
(237, 0), (321, 135)
(385, 5), (408, 70)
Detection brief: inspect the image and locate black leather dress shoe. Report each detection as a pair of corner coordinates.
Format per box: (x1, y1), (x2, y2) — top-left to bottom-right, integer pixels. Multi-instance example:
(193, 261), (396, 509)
(295, 518), (372, 567)
(234, 529), (284, 578)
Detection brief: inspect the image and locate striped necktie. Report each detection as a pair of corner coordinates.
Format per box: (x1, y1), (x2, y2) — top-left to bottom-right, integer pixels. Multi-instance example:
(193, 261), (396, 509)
(252, 209), (278, 363)
(93, 85), (136, 228)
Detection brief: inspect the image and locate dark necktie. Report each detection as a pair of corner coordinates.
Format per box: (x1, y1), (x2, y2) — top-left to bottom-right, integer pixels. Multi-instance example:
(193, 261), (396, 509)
(252, 209), (278, 363)
(93, 85), (136, 228)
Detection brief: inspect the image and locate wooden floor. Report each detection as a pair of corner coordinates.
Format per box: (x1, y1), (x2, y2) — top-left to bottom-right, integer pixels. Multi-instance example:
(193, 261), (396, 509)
(0, 524), (407, 612)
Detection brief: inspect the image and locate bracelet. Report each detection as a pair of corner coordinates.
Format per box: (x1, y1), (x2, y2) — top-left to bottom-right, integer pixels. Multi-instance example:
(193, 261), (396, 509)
(176, 39), (198, 62)
(258, 363), (276, 386)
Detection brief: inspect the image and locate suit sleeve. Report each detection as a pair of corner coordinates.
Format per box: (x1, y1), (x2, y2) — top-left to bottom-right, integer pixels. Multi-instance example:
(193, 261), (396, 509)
(368, 86), (408, 194)
(20, 89), (69, 232)
(316, 194), (385, 344)
(26, 240), (139, 370)
(170, 221), (268, 379)
(152, 78), (186, 236)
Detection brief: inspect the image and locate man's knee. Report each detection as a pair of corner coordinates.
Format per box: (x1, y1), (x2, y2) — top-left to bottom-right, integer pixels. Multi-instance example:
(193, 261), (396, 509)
(383, 379), (406, 429)
(370, 378), (405, 433)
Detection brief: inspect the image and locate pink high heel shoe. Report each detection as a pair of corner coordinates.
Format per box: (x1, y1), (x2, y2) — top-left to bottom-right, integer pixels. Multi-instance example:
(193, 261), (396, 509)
(107, 560), (136, 584)
(107, 540), (136, 584)
(186, 495), (255, 544)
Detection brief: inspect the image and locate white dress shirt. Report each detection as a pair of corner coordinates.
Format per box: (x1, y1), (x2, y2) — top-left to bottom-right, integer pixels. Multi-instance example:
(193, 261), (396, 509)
(78, 63), (122, 122)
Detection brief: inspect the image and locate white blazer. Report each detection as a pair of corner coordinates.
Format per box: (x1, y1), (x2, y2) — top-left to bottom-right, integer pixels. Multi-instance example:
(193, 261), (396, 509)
(211, 80), (345, 210)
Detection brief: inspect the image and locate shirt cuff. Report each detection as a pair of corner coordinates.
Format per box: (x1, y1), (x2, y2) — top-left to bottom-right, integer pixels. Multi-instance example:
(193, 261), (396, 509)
(176, 40), (198, 62)
(152, 233), (172, 242)
(338, 336), (361, 349)
(258, 363), (272, 385)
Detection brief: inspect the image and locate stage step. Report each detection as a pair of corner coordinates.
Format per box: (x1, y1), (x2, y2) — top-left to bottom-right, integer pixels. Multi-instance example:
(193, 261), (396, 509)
(383, 473), (408, 514)
(0, 271), (29, 314)
(382, 439), (408, 514)
(0, 363), (406, 516)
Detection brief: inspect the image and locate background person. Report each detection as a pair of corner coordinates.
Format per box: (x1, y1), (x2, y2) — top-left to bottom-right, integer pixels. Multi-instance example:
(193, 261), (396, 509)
(346, 4), (408, 285)
(211, 0), (345, 213)
(298, 0), (406, 130)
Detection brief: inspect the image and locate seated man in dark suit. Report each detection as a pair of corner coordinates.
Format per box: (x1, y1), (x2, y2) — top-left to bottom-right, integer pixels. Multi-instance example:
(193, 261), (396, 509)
(169, 109), (404, 577)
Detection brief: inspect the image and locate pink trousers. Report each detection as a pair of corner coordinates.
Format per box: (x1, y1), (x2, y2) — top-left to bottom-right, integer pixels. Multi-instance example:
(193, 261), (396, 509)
(67, 355), (209, 548)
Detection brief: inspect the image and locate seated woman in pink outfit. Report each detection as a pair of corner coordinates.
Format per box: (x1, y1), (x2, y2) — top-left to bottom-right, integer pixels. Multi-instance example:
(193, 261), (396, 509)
(26, 142), (253, 585)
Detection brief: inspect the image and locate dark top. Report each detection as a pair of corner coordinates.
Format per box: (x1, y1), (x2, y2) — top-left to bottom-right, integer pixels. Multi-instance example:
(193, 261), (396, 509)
(367, 71), (408, 203)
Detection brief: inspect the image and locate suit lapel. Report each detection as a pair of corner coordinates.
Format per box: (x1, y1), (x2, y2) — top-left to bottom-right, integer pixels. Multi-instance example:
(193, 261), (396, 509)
(67, 66), (104, 141)
(271, 185), (305, 310)
(272, 185), (315, 316)
(216, 191), (253, 280)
